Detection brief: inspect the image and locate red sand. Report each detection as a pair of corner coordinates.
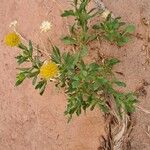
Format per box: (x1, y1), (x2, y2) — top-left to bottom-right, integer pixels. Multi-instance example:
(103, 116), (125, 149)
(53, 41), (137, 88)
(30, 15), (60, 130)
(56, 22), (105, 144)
(0, 1), (105, 150)
(0, 0), (150, 149)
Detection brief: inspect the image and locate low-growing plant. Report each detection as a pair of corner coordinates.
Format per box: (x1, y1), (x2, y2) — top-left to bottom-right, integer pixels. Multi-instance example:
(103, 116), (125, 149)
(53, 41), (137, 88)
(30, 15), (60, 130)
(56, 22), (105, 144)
(51, 47), (136, 121)
(61, 0), (98, 45)
(15, 41), (47, 95)
(5, 0), (137, 122)
(93, 14), (135, 46)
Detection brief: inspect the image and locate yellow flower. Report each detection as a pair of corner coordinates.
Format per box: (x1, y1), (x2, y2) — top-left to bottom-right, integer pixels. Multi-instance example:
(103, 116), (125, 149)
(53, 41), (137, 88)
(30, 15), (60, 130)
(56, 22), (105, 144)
(40, 60), (59, 80)
(5, 32), (20, 47)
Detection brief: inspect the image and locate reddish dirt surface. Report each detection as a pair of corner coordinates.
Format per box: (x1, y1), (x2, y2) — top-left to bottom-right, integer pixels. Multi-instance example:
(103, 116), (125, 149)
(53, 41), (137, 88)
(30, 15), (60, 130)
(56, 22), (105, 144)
(0, 1), (105, 150)
(0, 0), (150, 150)
(103, 1), (150, 149)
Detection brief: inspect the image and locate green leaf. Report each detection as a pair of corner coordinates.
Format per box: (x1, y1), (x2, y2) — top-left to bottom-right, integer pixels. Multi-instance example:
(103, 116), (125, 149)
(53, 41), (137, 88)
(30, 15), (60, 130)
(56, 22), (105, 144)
(22, 51), (30, 57)
(16, 55), (28, 65)
(80, 45), (88, 57)
(51, 46), (61, 64)
(27, 71), (39, 78)
(119, 22), (126, 27)
(106, 13), (112, 21)
(124, 93), (137, 113)
(87, 35), (97, 43)
(62, 36), (77, 45)
(72, 81), (80, 88)
(15, 73), (26, 86)
(69, 107), (77, 115)
(98, 101), (109, 113)
(90, 101), (97, 111)
(105, 58), (120, 67)
(92, 24), (101, 30)
(39, 82), (47, 95)
(117, 37), (129, 46)
(88, 63), (100, 71)
(35, 80), (47, 95)
(61, 10), (75, 17)
(114, 80), (126, 87)
(35, 80), (45, 89)
(93, 82), (100, 91)
(76, 107), (81, 116)
(97, 15), (135, 46)
(69, 24), (76, 35)
(72, 76), (80, 81)
(16, 67), (31, 72)
(97, 77), (108, 85)
(125, 25), (135, 33)
(32, 76), (38, 85)
(29, 40), (33, 55)
(82, 70), (88, 77)
(79, 0), (89, 12)
(18, 43), (28, 50)
(34, 56), (43, 68)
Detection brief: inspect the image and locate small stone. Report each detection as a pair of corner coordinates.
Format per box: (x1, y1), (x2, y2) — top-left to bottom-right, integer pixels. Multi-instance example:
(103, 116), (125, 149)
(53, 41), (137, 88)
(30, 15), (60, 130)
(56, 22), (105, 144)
(142, 18), (150, 26)
(136, 33), (144, 40)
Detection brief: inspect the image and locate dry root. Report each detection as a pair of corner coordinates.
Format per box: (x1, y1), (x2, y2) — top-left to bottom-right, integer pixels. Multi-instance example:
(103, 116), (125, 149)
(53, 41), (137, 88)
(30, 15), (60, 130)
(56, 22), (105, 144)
(98, 113), (134, 150)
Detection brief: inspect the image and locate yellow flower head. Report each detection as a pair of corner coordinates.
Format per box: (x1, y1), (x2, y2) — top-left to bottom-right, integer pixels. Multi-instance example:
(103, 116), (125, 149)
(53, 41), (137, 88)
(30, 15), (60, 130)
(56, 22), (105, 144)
(40, 60), (59, 80)
(5, 32), (20, 47)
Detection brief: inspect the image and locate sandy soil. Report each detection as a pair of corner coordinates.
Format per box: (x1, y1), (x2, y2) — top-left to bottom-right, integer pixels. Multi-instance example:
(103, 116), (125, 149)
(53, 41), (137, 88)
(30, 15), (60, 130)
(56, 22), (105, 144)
(0, 0), (150, 150)
(102, 1), (150, 149)
(0, 0), (105, 150)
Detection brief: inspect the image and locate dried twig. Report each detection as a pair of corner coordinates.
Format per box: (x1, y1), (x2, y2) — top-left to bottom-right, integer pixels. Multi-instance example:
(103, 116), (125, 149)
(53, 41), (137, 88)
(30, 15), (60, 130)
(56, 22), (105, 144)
(144, 130), (150, 139)
(136, 104), (150, 114)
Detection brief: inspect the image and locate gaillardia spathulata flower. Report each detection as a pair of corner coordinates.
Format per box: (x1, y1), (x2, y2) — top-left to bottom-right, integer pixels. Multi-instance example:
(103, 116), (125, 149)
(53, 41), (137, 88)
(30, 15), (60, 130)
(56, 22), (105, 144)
(40, 60), (59, 80)
(9, 20), (18, 28)
(40, 21), (52, 33)
(5, 32), (20, 47)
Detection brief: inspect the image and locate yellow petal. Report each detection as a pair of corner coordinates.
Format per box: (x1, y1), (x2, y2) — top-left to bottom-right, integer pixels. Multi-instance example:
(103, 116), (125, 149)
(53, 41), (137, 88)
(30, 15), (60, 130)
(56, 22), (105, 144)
(40, 60), (59, 80)
(5, 32), (20, 47)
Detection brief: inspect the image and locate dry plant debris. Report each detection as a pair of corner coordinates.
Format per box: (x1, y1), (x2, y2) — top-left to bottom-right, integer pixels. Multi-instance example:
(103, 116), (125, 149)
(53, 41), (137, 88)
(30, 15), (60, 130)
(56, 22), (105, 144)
(141, 17), (150, 68)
